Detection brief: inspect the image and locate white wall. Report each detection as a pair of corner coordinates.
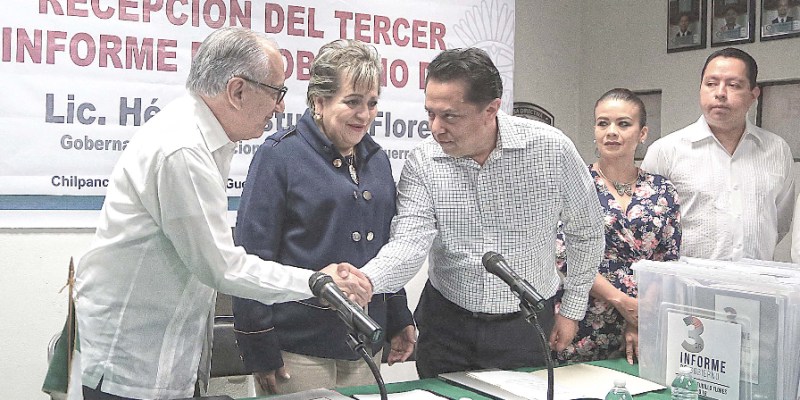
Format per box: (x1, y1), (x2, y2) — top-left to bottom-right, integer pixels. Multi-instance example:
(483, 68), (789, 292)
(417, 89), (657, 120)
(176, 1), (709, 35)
(514, 0), (584, 144)
(3, 1), (800, 398)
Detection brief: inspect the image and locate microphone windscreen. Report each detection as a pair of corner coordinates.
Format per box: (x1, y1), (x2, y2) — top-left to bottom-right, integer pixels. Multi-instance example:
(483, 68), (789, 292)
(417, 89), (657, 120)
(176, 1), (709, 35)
(309, 272), (333, 296)
(482, 251), (503, 274)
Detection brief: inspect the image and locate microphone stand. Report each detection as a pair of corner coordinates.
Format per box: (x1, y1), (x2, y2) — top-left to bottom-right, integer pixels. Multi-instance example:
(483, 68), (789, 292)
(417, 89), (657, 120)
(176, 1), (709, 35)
(519, 300), (554, 400)
(346, 332), (388, 400)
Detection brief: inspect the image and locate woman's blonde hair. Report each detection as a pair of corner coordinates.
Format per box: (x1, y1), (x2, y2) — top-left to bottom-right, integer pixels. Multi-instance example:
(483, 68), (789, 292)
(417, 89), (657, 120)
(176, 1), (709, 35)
(307, 39), (382, 112)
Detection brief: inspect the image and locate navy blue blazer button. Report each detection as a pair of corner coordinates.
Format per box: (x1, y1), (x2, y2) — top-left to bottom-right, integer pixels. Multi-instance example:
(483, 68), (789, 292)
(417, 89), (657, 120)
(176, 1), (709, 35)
(333, 159), (343, 168)
(352, 231), (362, 241)
(363, 190), (372, 200)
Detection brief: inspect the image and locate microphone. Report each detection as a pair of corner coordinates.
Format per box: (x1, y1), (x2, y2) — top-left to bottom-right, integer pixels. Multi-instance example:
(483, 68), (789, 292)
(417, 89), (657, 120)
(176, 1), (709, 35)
(482, 251), (546, 312)
(309, 272), (384, 343)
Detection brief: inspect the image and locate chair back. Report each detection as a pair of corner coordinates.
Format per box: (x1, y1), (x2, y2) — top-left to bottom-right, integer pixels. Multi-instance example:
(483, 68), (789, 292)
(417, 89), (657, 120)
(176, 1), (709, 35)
(210, 316), (247, 378)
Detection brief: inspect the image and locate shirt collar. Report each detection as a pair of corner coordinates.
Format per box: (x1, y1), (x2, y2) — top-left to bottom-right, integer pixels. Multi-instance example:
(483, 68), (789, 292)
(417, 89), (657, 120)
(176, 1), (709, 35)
(191, 93), (235, 153)
(496, 110), (527, 149)
(743, 118), (764, 147)
(689, 114), (764, 147)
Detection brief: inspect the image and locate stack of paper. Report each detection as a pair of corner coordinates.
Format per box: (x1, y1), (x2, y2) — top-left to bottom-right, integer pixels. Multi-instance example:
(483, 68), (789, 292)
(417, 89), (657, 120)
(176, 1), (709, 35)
(440, 364), (664, 400)
(353, 389), (449, 400)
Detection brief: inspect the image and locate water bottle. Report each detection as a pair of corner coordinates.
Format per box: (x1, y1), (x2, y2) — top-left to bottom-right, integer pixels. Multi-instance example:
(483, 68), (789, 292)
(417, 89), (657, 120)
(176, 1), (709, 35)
(605, 379), (633, 400)
(671, 366), (699, 400)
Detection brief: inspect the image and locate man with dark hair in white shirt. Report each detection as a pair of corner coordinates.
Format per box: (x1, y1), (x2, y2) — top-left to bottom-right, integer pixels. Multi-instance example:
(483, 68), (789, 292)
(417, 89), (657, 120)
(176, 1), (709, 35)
(73, 27), (372, 400)
(641, 47), (794, 262)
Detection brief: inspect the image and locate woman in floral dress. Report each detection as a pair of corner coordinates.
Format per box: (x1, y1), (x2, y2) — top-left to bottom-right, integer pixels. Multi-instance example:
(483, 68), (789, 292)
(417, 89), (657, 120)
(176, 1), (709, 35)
(556, 88), (681, 364)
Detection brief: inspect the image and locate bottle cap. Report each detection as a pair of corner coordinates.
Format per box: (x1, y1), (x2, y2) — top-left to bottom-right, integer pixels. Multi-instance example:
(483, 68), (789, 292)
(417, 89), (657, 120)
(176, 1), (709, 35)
(679, 366), (692, 374)
(614, 379), (626, 387)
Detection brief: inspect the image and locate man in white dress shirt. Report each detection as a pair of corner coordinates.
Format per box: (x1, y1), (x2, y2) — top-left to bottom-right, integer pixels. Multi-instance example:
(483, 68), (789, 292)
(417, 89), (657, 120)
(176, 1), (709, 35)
(641, 47), (794, 261)
(73, 27), (371, 400)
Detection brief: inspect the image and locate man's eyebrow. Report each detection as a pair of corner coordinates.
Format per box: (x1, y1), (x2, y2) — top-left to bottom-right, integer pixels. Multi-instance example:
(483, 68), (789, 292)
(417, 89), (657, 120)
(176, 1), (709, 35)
(425, 107), (458, 113)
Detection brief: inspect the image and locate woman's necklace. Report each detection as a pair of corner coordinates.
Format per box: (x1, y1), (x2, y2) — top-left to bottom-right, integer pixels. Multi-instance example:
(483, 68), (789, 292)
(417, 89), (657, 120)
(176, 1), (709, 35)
(596, 165), (636, 196)
(344, 152), (358, 185)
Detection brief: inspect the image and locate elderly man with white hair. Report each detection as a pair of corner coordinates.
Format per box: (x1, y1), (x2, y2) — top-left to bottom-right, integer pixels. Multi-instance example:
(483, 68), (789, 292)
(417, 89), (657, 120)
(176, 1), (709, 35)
(72, 27), (372, 400)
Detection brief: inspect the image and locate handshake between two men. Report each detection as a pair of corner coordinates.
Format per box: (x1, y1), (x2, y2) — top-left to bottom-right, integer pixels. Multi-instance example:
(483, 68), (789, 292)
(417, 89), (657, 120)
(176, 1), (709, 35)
(313, 263), (417, 364)
(320, 262), (374, 307)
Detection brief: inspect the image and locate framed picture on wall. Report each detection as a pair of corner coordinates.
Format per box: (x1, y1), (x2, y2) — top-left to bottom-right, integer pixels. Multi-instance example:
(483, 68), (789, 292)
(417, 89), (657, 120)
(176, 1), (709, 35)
(756, 80), (800, 161)
(667, 0), (708, 52)
(761, 0), (800, 40)
(711, 0), (756, 46)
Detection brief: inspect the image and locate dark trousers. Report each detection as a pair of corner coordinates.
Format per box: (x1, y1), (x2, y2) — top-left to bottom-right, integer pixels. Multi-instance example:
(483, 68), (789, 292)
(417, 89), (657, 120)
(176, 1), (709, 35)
(414, 281), (556, 378)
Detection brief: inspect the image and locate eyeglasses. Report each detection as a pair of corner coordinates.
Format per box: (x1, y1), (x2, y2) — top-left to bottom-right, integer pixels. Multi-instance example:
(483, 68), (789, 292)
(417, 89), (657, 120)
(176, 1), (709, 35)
(236, 75), (288, 103)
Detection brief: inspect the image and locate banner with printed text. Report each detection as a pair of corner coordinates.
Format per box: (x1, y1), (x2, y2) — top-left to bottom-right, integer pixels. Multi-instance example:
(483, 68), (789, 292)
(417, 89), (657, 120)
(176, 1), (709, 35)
(0, 0), (515, 227)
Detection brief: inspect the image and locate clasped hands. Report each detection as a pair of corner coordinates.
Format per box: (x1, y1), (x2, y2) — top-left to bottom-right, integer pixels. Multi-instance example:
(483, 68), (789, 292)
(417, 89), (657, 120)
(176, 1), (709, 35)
(319, 262), (373, 307)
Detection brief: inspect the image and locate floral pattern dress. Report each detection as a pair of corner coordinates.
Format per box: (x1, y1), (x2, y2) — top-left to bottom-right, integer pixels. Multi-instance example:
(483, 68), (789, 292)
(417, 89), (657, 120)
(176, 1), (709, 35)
(555, 165), (681, 362)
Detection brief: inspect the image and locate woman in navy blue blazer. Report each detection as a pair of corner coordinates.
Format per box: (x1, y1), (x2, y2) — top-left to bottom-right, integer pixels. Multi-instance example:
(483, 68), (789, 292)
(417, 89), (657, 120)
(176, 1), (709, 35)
(232, 39), (416, 395)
